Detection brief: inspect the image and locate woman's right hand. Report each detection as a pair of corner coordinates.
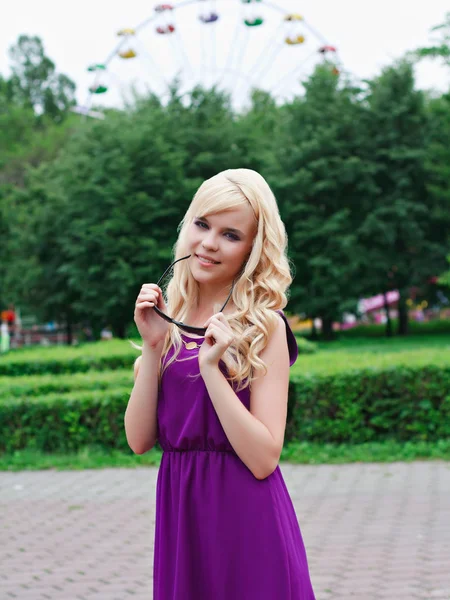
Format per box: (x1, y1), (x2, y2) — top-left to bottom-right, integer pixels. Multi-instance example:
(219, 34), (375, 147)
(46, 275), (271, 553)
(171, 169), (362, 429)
(134, 284), (170, 347)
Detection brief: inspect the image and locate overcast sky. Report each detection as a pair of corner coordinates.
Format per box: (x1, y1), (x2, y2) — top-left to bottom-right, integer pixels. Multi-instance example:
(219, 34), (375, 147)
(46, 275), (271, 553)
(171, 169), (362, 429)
(1, 0), (449, 111)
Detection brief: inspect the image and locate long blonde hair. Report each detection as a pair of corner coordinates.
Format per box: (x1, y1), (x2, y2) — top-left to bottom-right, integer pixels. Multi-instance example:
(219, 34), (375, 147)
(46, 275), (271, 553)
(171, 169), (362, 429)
(153, 168), (294, 393)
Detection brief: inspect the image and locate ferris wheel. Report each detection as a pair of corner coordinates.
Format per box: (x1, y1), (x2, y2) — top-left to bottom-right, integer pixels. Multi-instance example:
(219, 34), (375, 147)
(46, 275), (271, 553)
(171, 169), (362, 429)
(80, 0), (341, 116)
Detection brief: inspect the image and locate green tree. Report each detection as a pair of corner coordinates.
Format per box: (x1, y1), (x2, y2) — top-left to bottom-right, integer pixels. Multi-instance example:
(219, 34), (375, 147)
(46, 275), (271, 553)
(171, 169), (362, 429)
(414, 12), (450, 70)
(424, 92), (450, 297)
(358, 60), (434, 336)
(274, 66), (374, 339)
(8, 35), (76, 122)
(425, 92), (450, 253)
(13, 101), (186, 338)
(438, 255), (450, 287)
(2, 173), (85, 342)
(0, 35), (78, 186)
(5, 85), (285, 339)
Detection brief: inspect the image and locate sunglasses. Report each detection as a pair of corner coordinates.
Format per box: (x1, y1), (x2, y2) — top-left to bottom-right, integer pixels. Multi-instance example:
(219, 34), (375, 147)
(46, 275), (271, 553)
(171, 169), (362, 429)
(153, 254), (235, 336)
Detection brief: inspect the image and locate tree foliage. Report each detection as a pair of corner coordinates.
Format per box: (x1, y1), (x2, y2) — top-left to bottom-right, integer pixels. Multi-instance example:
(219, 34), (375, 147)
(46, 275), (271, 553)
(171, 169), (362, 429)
(8, 35), (76, 122)
(414, 12), (450, 69)
(1, 33), (449, 340)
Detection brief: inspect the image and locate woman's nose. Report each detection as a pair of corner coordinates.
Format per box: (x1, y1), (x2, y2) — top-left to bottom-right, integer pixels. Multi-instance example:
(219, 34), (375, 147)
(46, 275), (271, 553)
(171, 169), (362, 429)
(202, 234), (219, 251)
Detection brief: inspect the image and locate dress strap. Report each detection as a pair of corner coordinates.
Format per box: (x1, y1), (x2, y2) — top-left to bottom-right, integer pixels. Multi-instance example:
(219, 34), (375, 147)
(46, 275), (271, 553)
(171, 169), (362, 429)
(275, 309), (299, 367)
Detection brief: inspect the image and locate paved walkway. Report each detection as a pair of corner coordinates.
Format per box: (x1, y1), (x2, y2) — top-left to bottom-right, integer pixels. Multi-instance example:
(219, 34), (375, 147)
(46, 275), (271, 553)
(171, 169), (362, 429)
(1, 460), (449, 600)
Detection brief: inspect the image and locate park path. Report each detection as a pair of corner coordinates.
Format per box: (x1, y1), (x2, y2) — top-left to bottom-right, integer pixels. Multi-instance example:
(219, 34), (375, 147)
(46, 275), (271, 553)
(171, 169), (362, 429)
(1, 460), (449, 600)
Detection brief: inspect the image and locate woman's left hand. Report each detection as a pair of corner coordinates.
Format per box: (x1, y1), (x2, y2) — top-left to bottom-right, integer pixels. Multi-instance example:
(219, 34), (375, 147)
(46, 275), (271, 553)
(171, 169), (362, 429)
(199, 312), (235, 372)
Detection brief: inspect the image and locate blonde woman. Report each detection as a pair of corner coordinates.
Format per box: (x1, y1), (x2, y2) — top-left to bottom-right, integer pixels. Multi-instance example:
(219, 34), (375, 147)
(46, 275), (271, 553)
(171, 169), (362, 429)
(125, 169), (316, 599)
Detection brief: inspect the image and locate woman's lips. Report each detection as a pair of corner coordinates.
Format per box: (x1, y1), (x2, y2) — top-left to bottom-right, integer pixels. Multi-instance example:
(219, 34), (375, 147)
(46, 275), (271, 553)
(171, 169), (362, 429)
(196, 255), (220, 266)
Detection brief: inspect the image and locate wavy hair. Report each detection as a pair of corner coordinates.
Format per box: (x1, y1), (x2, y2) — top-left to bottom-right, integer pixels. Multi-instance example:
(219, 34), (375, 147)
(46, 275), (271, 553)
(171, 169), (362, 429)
(149, 168), (294, 393)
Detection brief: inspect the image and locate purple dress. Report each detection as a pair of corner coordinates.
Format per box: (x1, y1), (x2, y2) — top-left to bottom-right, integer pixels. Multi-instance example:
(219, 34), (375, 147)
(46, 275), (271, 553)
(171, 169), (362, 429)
(153, 309), (316, 600)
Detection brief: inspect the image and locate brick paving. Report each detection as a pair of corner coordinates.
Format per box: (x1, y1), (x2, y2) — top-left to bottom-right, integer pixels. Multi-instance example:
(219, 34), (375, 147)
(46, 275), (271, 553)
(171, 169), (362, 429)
(1, 460), (449, 600)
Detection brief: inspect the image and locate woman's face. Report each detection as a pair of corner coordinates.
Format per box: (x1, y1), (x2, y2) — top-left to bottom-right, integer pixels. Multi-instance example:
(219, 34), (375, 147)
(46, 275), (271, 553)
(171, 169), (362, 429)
(188, 205), (257, 293)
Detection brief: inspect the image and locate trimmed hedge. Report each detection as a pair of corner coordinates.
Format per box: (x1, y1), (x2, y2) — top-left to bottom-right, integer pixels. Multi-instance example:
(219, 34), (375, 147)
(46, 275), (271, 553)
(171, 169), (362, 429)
(0, 354), (133, 377)
(286, 365), (450, 444)
(1, 365), (449, 453)
(0, 370), (133, 401)
(1, 388), (132, 453)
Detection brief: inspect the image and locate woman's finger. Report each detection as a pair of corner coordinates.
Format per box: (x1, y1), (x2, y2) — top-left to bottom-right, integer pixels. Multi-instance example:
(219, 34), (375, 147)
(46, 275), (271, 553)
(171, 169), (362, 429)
(135, 301), (155, 309)
(206, 315), (231, 333)
(137, 294), (157, 304)
(137, 291), (158, 302)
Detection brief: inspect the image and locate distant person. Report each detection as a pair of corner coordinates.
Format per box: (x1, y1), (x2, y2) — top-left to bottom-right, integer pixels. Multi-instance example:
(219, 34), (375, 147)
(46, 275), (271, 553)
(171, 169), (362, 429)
(125, 169), (316, 599)
(100, 327), (113, 340)
(1, 304), (16, 338)
(1, 304), (16, 326)
(0, 318), (10, 353)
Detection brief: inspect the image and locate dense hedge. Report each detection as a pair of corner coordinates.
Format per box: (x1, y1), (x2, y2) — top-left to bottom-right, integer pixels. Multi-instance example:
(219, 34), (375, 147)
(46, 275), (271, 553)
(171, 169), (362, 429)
(0, 370), (133, 400)
(1, 364), (449, 453)
(0, 354), (133, 377)
(286, 365), (450, 444)
(1, 388), (131, 453)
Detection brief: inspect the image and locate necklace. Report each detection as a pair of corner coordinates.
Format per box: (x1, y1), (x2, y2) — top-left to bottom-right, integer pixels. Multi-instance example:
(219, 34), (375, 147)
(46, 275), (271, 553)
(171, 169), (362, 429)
(181, 335), (204, 350)
(183, 340), (202, 350)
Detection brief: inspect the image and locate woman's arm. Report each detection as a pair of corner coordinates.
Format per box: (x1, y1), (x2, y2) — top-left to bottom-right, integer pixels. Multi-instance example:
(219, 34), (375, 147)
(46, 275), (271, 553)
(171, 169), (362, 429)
(124, 341), (163, 454)
(201, 316), (290, 480)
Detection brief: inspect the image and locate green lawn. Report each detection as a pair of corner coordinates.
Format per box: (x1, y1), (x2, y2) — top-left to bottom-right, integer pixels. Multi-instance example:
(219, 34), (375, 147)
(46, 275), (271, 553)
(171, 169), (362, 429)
(294, 333), (450, 375)
(2, 439), (450, 471)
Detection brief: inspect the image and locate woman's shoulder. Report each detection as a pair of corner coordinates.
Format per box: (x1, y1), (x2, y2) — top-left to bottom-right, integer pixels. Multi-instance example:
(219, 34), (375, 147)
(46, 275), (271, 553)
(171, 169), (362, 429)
(266, 308), (286, 326)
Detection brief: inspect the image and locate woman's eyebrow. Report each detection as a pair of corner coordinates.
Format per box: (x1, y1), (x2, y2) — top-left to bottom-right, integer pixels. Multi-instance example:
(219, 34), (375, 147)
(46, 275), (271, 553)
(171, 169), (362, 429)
(196, 216), (244, 237)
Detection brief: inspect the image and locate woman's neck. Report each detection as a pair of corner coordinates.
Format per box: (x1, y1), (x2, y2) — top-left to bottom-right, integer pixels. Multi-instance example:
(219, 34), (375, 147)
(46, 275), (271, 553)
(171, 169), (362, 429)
(187, 303), (235, 326)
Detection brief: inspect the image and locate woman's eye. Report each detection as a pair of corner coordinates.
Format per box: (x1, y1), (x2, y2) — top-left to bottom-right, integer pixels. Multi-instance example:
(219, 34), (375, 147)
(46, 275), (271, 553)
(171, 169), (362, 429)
(194, 221), (239, 241)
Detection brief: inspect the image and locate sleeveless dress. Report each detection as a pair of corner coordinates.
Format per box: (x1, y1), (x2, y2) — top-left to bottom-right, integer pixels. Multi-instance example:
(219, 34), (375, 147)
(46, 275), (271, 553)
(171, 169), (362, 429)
(153, 309), (316, 600)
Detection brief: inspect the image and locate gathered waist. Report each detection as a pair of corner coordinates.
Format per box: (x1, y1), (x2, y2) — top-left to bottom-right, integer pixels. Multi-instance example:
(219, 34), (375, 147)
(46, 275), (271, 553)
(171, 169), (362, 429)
(162, 447), (236, 454)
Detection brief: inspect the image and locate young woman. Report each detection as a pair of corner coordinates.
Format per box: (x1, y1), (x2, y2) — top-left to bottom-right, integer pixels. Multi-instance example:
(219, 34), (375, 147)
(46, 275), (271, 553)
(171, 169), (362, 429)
(125, 168), (316, 599)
